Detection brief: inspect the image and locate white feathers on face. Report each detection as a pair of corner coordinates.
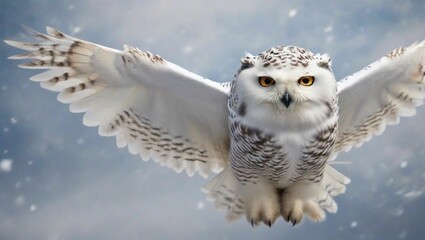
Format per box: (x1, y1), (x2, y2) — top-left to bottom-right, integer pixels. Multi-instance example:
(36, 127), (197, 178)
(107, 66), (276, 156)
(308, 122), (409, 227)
(235, 46), (337, 131)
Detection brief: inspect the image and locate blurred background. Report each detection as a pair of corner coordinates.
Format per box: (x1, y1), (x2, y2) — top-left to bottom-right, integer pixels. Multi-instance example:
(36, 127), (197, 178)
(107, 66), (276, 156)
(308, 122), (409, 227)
(1, 0), (425, 239)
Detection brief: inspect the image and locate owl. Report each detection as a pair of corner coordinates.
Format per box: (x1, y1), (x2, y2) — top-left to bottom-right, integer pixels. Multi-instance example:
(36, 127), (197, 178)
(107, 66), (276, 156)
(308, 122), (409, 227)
(5, 27), (425, 227)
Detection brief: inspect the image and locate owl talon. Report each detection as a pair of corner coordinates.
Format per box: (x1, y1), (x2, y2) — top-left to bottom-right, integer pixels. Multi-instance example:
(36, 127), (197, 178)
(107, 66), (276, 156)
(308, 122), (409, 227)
(262, 218), (274, 227)
(283, 209), (292, 222)
(281, 182), (334, 225)
(244, 183), (280, 227)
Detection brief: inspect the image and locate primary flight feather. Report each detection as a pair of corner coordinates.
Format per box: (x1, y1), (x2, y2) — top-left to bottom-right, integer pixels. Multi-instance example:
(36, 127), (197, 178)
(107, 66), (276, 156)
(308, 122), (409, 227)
(5, 27), (425, 227)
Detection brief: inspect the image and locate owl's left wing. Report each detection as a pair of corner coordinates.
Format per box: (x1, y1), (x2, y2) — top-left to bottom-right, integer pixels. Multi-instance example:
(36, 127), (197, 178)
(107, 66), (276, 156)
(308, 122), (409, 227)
(5, 27), (230, 177)
(334, 40), (425, 154)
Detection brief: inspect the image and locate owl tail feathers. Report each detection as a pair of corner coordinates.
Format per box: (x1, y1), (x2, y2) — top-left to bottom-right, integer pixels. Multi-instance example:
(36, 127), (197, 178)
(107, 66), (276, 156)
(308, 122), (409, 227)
(202, 165), (350, 222)
(322, 165), (351, 198)
(202, 166), (246, 222)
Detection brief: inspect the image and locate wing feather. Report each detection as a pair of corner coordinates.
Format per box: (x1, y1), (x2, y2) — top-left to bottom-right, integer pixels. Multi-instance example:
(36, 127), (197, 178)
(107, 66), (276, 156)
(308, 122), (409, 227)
(5, 27), (231, 177)
(334, 40), (425, 154)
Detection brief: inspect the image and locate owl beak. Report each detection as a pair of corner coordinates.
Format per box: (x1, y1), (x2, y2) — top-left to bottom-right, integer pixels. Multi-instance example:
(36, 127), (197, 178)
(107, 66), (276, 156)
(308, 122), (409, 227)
(281, 92), (292, 108)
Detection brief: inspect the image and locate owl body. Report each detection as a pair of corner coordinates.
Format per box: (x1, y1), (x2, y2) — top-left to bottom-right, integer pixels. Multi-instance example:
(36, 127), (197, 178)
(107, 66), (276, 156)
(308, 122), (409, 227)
(6, 28), (425, 228)
(215, 46), (343, 225)
(228, 46), (339, 187)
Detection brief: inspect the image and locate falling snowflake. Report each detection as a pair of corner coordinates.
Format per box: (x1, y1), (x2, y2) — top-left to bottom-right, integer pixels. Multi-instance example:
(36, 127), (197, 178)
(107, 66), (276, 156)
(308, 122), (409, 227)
(403, 190), (423, 199)
(30, 204), (37, 212)
(14, 196), (25, 207)
(10, 117), (18, 124)
(77, 138), (85, 145)
(288, 9), (297, 18)
(197, 201), (205, 210)
(324, 25), (333, 33)
(393, 208), (404, 217)
(71, 26), (82, 34)
(183, 45), (193, 54)
(0, 159), (13, 172)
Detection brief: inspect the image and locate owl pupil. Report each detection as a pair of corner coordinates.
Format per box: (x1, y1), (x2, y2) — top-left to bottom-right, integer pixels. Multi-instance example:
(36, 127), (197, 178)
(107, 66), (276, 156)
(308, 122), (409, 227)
(302, 78), (309, 84)
(265, 78), (271, 84)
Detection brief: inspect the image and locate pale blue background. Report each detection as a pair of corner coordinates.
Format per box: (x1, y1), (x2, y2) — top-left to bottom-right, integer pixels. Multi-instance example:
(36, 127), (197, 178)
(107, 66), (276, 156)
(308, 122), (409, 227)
(1, 1), (425, 239)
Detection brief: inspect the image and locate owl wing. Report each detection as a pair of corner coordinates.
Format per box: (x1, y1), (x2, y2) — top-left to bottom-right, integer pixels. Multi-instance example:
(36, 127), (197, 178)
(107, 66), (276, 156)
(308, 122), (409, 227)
(334, 40), (425, 155)
(5, 27), (230, 177)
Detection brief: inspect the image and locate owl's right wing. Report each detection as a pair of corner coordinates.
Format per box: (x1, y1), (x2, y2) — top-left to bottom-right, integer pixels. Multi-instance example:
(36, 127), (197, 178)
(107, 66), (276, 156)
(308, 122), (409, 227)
(5, 27), (230, 178)
(334, 40), (425, 155)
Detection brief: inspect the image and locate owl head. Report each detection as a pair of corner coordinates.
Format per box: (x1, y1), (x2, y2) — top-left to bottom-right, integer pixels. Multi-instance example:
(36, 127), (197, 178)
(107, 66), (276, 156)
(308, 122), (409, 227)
(234, 46), (337, 132)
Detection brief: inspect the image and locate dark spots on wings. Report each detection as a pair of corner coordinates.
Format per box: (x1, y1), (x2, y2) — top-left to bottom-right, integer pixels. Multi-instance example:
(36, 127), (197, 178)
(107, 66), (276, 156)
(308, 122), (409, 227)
(334, 102), (397, 152)
(64, 80), (96, 94)
(124, 46), (165, 65)
(50, 29), (66, 39)
(68, 41), (81, 53)
(56, 61), (68, 67)
(107, 108), (209, 164)
(385, 46), (406, 59)
(219, 82), (232, 89)
(396, 92), (414, 103)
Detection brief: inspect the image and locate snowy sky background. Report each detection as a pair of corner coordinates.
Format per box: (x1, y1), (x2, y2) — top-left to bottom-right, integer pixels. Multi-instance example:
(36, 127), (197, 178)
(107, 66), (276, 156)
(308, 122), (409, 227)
(1, 0), (425, 239)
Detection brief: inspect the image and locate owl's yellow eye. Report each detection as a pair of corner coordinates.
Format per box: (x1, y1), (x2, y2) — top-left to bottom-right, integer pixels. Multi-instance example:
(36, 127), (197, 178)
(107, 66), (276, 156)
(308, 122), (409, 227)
(259, 76), (275, 87)
(298, 76), (315, 86)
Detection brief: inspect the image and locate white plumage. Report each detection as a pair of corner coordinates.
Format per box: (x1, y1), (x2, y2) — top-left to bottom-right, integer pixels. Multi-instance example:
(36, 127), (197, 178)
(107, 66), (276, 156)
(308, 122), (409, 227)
(335, 42), (425, 153)
(5, 27), (425, 227)
(6, 27), (229, 178)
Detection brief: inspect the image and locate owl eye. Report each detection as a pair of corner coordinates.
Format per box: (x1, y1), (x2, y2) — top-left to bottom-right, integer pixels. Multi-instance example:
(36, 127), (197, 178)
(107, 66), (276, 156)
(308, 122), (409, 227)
(259, 76), (275, 87)
(298, 76), (315, 86)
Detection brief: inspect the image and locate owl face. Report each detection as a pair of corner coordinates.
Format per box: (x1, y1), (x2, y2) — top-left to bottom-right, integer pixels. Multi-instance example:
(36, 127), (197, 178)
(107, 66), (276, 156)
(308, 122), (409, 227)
(234, 46), (337, 131)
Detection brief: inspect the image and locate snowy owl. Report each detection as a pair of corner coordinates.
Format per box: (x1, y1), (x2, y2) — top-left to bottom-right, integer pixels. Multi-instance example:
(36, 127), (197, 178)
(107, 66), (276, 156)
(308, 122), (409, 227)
(5, 27), (425, 227)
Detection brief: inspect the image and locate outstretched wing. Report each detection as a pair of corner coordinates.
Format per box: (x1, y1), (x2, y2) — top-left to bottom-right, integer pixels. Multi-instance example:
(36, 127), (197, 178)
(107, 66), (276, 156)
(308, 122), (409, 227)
(334, 40), (425, 154)
(5, 27), (230, 177)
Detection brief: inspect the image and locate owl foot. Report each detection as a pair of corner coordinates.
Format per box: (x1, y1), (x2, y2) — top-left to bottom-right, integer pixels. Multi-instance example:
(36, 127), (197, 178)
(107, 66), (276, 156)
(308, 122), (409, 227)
(282, 198), (325, 225)
(247, 197), (280, 227)
(281, 181), (336, 226)
(243, 184), (280, 227)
